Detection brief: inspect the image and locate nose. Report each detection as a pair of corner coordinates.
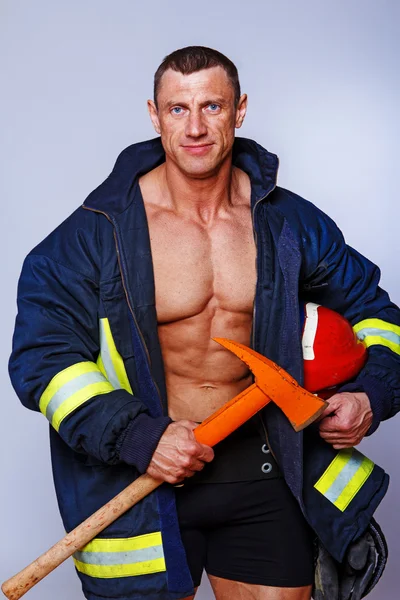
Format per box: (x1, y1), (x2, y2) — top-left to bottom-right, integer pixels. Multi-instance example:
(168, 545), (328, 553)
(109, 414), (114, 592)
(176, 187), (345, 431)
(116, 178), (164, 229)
(185, 109), (207, 138)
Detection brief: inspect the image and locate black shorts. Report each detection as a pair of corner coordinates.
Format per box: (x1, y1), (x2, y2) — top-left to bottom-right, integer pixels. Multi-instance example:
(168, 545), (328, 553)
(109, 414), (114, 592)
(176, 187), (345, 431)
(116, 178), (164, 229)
(174, 419), (314, 588)
(175, 479), (315, 588)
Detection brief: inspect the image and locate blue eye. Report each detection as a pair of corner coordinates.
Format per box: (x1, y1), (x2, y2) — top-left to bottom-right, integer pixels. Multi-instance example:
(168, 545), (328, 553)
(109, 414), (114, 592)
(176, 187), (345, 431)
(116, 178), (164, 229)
(171, 107), (183, 114)
(208, 104), (219, 111)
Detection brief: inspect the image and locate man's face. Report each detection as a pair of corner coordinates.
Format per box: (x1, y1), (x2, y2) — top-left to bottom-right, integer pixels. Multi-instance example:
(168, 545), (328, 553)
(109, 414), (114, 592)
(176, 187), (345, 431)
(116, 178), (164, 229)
(148, 66), (247, 178)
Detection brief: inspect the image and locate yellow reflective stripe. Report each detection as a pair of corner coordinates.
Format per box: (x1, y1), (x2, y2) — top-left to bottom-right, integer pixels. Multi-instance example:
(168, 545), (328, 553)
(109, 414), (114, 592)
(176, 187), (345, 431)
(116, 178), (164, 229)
(359, 335), (400, 355)
(96, 354), (107, 379)
(334, 458), (374, 511)
(39, 362), (99, 415)
(73, 532), (166, 579)
(82, 532), (162, 553)
(52, 380), (113, 431)
(353, 318), (400, 355)
(39, 361), (113, 431)
(73, 557), (166, 578)
(314, 448), (353, 494)
(99, 318), (133, 394)
(353, 318), (400, 336)
(315, 449), (374, 512)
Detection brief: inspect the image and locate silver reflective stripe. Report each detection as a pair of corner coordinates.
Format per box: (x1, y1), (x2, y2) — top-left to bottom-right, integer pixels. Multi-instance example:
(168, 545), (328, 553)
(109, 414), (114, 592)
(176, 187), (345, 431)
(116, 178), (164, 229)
(356, 327), (400, 345)
(323, 451), (364, 504)
(99, 320), (120, 389)
(74, 545), (164, 566)
(45, 371), (108, 422)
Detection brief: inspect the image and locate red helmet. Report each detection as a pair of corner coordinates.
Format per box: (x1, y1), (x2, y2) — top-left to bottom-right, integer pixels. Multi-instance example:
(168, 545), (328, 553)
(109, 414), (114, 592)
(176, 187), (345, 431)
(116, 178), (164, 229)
(301, 302), (367, 394)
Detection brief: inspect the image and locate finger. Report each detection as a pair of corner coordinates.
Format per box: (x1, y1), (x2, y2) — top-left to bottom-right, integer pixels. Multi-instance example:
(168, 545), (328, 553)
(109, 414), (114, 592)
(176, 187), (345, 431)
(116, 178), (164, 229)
(319, 432), (358, 446)
(320, 431), (358, 442)
(187, 458), (206, 472)
(146, 465), (179, 484)
(197, 444), (214, 462)
(319, 418), (343, 433)
(319, 427), (360, 440)
(167, 466), (198, 484)
(332, 442), (356, 450)
(319, 432), (356, 446)
(183, 468), (202, 479)
(319, 413), (359, 434)
(320, 402), (339, 417)
(320, 432), (357, 445)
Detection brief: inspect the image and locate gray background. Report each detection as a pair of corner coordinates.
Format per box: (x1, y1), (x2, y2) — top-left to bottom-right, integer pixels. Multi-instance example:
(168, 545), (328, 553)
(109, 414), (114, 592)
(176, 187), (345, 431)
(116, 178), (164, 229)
(1, 1), (399, 598)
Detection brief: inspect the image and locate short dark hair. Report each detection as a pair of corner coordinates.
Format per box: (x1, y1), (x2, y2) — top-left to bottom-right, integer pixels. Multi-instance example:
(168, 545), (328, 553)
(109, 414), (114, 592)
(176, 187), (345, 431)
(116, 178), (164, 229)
(154, 46), (241, 107)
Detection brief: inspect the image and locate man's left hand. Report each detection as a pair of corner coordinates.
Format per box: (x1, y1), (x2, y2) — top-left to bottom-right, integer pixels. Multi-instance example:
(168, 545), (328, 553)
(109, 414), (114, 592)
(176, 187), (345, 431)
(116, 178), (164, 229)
(318, 392), (373, 449)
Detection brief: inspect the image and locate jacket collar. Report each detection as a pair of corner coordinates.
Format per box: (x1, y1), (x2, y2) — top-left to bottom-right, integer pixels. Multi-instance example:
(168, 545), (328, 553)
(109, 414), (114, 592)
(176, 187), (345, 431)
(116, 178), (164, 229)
(83, 136), (279, 218)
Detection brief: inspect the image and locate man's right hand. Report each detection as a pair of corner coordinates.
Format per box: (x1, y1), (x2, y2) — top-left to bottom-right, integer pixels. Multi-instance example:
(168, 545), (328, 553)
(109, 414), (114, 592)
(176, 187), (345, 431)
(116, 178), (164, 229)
(146, 420), (214, 484)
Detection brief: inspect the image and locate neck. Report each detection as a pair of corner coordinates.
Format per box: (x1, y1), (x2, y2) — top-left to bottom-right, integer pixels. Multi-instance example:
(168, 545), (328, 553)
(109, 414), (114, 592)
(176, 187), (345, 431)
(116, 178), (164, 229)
(160, 152), (240, 223)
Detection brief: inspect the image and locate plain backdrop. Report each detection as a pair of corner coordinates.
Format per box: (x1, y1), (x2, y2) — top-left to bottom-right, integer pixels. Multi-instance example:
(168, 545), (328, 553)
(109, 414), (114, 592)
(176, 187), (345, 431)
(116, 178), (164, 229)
(1, 1), (399, 599)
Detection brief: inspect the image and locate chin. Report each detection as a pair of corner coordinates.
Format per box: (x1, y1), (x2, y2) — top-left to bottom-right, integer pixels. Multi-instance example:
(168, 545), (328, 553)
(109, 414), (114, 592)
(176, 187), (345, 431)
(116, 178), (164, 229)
(176, 153), (223, 178)
(180, 161), (220, 179)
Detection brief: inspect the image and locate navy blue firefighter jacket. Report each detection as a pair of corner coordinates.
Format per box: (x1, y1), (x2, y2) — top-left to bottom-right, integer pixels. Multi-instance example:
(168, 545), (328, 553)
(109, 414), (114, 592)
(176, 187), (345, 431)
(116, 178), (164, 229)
(9, 137), (400, 600)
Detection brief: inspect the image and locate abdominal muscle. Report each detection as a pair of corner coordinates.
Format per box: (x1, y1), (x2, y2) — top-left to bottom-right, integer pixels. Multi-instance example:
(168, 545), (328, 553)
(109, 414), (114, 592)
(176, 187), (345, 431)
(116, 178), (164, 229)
(158, 302), (254, 423)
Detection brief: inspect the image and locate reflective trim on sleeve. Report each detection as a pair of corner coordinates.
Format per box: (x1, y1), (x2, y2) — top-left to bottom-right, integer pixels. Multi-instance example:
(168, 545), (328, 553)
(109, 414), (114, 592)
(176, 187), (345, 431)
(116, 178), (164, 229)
(314, 448), (374, 512)
(73, 532), (166, 578)
(39, 362), (113, 431)
(39, 319), (132, 431)
(353, 318), (400, 356)
(98, 318), (133, 394)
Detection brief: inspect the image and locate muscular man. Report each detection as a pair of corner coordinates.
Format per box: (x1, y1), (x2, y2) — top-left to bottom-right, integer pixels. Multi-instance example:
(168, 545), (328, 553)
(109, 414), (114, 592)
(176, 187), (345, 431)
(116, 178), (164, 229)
(9, 47), (400, 600)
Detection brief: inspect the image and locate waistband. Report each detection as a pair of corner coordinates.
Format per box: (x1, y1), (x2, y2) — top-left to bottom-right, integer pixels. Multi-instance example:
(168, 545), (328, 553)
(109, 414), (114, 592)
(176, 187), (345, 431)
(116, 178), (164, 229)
(187, 416), (282, 484)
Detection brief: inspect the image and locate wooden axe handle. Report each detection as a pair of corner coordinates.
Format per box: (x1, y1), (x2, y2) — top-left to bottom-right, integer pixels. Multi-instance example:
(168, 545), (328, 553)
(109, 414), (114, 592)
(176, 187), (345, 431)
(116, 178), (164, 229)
(2, 475), (160, 600)
(2, 383), (271, 600)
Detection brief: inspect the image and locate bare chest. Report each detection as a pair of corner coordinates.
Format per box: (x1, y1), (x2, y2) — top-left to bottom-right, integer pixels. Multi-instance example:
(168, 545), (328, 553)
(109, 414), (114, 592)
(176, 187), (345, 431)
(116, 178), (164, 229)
(146, 208), (257, 324)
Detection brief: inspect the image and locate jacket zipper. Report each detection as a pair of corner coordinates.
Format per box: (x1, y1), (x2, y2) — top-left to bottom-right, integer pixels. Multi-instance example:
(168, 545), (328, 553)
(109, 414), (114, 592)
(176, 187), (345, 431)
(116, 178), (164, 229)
(251, 180), (278, 453)
(82, 205), (164, 413)
(251, 183), (277, 348)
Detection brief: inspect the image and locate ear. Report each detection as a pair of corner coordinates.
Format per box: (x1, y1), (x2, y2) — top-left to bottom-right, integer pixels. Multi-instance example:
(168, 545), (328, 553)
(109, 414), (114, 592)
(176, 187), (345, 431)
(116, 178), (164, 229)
(235, 94), (248, 129)
(147, 100), (161, 134)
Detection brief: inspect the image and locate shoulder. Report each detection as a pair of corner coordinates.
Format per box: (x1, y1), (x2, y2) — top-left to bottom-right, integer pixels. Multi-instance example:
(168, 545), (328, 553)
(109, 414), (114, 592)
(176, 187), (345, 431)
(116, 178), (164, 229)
(269, 186), (331, 223)
(264, 186), (350, 281)
(268, 186), (344, 243)
(27, 206), (113, 282)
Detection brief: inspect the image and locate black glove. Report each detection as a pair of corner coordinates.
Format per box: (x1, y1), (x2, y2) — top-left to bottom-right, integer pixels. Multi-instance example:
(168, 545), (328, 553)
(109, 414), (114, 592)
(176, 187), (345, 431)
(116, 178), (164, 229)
(340, 518), (388, 600)
(313, 542), (339, 600)
(339, 531), (376, 600)
(313, 518), (388, 600)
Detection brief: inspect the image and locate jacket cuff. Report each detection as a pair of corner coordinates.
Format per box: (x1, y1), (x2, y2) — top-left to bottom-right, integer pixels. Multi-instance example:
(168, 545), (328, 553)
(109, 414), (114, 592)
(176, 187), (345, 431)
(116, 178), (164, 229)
(339, 374), (393, 435)
(117, 412), (172, 473)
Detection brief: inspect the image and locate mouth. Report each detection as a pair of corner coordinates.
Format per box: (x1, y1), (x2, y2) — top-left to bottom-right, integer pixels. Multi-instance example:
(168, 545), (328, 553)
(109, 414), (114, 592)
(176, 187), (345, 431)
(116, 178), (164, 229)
(181, 143), (214, 156)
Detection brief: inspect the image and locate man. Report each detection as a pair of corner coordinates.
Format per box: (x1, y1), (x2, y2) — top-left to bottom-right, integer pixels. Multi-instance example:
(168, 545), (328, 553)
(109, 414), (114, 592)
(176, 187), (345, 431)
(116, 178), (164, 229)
(9, 47), (400, 600)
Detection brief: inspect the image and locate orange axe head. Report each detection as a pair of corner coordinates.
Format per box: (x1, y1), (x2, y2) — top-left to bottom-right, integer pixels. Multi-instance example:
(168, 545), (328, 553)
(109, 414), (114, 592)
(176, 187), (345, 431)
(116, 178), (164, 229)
(213, 338), (327, 432)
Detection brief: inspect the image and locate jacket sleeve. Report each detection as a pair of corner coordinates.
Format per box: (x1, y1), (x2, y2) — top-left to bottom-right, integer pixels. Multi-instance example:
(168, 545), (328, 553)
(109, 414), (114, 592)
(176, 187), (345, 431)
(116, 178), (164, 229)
(9, 253), (171, 470)
(299, 201), (400, 434)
